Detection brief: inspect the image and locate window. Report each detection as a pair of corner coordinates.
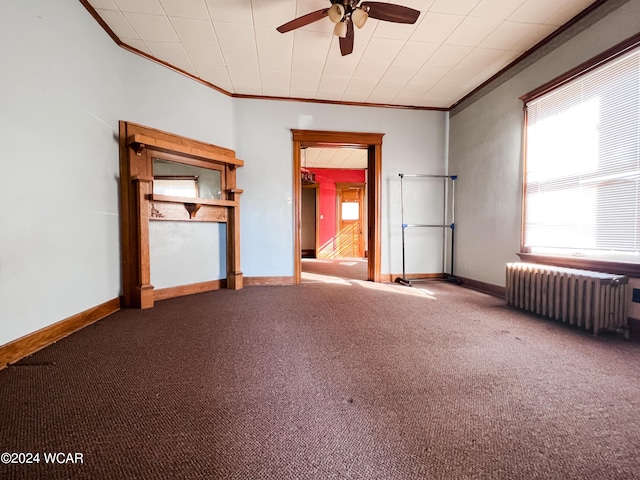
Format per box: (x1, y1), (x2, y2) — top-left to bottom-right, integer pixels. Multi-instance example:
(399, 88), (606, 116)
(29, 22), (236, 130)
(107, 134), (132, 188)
(341, 202), (359, 220)
(523, 44), (640, 263)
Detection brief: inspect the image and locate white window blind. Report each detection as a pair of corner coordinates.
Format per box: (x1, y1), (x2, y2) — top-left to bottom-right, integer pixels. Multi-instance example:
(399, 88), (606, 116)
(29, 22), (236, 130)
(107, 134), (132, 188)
(524, 46), (640, 261)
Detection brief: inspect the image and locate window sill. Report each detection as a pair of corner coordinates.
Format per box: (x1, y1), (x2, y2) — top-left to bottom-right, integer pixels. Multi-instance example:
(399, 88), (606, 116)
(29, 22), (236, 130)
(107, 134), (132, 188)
(517, 253), (640, 278)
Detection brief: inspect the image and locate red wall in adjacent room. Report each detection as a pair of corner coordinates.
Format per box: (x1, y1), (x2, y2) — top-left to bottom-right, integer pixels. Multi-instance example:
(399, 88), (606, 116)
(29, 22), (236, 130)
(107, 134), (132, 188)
(309, 168), (366, 248)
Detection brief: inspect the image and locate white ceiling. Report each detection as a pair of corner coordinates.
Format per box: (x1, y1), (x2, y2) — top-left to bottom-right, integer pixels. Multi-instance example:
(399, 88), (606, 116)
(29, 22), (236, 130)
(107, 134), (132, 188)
(304, 147), (368, 169)
(85, 0), (596, 109)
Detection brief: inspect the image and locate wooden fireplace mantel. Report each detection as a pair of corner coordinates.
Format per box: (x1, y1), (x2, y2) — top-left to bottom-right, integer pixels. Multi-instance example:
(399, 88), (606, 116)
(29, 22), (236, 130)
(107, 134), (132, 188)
(119, 121), (244, 309)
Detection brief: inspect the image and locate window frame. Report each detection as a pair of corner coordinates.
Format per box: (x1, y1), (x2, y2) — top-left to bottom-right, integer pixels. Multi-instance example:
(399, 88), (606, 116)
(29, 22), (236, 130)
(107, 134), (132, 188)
(519, 32), (640, 277)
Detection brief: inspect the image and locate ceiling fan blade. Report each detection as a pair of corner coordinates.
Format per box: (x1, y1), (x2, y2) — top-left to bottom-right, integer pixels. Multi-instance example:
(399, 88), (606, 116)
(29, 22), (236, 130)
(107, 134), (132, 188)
(360, 2), (420, 24)
(339, 20), (354, 56)
(276, 9), (329, 33)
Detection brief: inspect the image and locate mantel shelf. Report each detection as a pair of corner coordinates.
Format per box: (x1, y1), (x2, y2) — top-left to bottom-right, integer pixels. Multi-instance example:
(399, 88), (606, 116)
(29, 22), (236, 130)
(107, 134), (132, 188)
(127, 133), (244, 168)
(150, 193), (238, 208)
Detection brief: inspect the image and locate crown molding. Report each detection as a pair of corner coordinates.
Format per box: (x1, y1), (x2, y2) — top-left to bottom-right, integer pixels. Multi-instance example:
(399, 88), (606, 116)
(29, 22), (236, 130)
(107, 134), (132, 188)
(80, 0), (623, 115)
(79, 0), (446, 112)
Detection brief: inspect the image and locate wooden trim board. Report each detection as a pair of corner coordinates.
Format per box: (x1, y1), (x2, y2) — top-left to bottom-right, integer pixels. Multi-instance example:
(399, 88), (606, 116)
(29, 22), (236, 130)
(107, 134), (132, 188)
(0, 298), (120, 370)
(154, 280), (226, 301)
(455, 276), (506, 298)
(383, 273), (505, 298)
(244, 276), (296, 286)
(126, 133), (242, 166)
(154, 277), (296, 300)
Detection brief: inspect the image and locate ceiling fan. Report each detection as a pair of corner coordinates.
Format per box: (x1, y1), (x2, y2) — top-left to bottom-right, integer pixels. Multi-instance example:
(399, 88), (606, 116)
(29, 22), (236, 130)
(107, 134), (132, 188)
(276, 0), (421, 56)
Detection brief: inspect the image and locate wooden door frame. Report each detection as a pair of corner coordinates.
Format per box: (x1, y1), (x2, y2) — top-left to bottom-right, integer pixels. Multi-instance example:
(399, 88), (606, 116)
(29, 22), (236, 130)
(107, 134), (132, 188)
(336, 182), (366, 258)
(292, 129), (383, 284)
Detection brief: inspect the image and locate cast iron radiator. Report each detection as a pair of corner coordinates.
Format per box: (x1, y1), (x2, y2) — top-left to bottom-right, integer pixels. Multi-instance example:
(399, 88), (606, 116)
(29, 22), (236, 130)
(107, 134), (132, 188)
(505, 263), (628, 335)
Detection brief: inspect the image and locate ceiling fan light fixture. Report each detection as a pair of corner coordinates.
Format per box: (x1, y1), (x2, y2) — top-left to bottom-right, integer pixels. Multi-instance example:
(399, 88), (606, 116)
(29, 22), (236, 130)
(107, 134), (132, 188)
(276, 1), (421, 56)
(333, 21), (348, 38)
(328, 4), (345, 23)
(351, 8), (368, 29)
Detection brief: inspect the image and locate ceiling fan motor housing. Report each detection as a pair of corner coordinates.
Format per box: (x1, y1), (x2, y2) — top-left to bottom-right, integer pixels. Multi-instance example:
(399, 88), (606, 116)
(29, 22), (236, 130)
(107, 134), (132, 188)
(329, 0), (366, 19)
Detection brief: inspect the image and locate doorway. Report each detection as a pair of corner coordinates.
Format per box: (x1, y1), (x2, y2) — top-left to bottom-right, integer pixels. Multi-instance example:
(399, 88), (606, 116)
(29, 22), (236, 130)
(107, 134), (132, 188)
(292, 129), (383, 285)
(301, 184), (319, 258)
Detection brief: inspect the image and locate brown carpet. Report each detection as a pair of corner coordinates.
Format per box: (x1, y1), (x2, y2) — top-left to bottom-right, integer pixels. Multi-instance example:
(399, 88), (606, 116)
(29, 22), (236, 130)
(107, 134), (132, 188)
(301, 258), (368, 282)
(1, 279), (639, 480)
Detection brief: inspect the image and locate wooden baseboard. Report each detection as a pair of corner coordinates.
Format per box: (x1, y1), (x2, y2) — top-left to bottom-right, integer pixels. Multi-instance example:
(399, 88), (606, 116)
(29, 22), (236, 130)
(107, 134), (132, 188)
(456, 276), (506, 298)
(154, 279), (226, 301)
(0, 298), (120, 370)
(244, 276), (295, 286)
(154, 277), (296, 301)
(382, 273), (443, 283)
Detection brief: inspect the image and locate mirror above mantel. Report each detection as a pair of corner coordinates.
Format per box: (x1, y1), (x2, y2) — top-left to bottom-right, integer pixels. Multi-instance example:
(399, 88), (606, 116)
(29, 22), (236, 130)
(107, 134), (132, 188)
(152, 157), (222, 200)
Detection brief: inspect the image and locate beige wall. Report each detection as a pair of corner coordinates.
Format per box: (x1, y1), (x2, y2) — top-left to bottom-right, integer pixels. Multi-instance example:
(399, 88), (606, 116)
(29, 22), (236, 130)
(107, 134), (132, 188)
(448, 0), (640, 288)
